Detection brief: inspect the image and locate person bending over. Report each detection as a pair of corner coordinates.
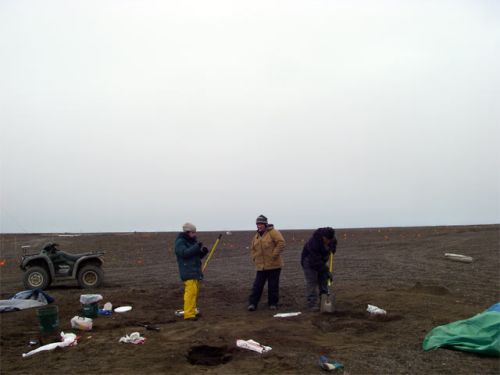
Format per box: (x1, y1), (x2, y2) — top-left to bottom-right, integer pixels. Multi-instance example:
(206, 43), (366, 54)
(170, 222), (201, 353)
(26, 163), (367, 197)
(301, 227), (337, 311)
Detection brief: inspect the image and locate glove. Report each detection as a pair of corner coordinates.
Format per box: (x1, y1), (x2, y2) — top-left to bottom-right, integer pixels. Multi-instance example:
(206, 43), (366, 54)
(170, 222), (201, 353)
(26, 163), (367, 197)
(200, 246), (209, 258)
(327, 271), (333, 282)
(198, 242), (203, 249)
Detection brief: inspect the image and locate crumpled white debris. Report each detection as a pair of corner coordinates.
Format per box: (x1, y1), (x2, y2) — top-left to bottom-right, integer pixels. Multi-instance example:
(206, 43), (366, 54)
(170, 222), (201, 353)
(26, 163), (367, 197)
(236, 339), (272, 354)
(367, 304), (387, 315)
(273, 312), (302, 318)
(22, 332), (78, 358)
(119, 332), (146, 345)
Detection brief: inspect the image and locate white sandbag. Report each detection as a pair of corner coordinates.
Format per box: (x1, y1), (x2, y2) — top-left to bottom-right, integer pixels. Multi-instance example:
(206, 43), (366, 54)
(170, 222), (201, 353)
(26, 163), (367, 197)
(444, 253), (473, 263)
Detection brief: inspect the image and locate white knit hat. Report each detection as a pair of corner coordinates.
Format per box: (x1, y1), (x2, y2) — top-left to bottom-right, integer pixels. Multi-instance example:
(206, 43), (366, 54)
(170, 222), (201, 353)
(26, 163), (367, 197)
(182, 222), (197, 232)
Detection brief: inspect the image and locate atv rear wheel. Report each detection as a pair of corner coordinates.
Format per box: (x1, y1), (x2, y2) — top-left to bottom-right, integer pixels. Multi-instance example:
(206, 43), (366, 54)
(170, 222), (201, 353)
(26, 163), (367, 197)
(77, 265), (103, 288)
(23, 266), (51, 290)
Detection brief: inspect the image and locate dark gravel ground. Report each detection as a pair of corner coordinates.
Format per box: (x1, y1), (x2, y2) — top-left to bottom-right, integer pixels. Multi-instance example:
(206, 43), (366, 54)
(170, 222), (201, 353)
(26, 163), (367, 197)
(1, 224), (499, 374)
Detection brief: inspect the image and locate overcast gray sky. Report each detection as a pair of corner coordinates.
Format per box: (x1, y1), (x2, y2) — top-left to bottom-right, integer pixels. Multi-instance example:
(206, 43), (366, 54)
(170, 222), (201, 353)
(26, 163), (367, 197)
(1, 0), (499, 233)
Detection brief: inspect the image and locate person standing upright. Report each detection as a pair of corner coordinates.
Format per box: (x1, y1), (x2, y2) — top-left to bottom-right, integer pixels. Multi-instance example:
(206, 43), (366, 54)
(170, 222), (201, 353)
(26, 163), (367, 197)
(174, 222), (208, 321)
(248, 215), (285, 311)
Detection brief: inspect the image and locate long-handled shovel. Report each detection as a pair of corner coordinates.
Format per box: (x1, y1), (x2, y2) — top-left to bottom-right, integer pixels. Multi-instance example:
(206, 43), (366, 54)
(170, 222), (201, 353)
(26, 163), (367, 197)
(320, 253), (335, 313)
(202, 234), (222, 272)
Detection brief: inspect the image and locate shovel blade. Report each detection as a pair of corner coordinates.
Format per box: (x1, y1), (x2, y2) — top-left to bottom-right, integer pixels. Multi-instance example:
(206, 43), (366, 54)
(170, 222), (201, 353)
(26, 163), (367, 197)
(320, 293), (335, 313)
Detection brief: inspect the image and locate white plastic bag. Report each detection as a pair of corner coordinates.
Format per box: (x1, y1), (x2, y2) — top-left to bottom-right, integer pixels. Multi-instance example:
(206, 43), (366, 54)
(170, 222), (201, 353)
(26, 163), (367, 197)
(71, 316), (93, 331)
(80, 294), (103, 304)
(236, 339), (272, 354)
(119, 332), (146, 345)
(367, 304), (386, 315)
(22, 332), (77, 357)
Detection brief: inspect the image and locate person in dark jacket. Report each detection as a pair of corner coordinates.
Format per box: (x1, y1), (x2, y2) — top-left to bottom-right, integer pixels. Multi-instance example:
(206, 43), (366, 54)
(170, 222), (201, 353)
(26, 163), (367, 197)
(174, 222), (208, 320)
(301, 227), (337, 311)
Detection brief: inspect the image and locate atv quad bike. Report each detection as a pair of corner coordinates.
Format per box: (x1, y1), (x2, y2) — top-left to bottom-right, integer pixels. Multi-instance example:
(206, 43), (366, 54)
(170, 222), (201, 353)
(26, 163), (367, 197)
(20, 243), (104, 290)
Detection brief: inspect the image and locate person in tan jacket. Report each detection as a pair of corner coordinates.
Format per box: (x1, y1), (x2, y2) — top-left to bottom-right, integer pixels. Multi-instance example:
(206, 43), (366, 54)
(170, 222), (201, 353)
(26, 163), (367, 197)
(248, 214), (285, 311)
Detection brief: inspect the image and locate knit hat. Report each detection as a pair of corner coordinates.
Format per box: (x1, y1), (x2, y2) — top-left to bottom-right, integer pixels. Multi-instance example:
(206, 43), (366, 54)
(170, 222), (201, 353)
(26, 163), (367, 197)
(256, 215), (268, 225)
(319, 227), (335, 239)
(182, 222), (197, 233)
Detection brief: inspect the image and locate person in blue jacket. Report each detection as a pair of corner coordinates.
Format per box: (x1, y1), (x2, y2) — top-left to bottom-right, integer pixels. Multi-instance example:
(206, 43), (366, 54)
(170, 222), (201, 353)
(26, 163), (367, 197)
(174, 222), (208, 320)
(301, 227), (337, 311)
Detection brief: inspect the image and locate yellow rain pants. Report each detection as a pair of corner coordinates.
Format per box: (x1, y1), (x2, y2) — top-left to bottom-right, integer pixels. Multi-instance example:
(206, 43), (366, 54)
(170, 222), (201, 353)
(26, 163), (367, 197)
(183, 279), (199, 319)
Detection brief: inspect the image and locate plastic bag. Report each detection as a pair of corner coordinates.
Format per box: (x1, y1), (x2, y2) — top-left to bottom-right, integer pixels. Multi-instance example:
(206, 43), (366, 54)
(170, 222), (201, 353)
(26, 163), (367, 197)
(80, 294), (103, 304)
(367, 304), (386, 315)
(236, 339), (272, 354)
(22, 332), (78, 357)
(71, 316), (93, 331)
(119, 332), (146, 345)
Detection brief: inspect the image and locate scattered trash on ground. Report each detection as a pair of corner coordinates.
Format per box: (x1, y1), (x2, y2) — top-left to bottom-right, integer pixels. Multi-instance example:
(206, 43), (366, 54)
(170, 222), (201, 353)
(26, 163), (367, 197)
(114, 305), (132, 313)
(119, 332), (145, 345)
(367, 304), (387, 315)
(236, 339), (272, 354)
(71, 316), (93, 331)
(273, 312), (302, 318)
(22, 332), (78, 358)
(444, 253), (474, 263)
(319, 355), (344, 371)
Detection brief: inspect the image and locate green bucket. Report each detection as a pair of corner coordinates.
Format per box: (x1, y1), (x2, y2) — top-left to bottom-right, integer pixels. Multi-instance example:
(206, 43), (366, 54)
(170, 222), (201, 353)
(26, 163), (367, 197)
(37, 305), (59, 334)
(81, 302), (98, 319)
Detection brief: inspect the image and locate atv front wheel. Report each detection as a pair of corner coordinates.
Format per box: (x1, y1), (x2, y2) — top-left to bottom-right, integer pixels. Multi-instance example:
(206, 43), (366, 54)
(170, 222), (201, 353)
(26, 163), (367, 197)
(23, 266), (51, 290)
(77, 265), (103, 288)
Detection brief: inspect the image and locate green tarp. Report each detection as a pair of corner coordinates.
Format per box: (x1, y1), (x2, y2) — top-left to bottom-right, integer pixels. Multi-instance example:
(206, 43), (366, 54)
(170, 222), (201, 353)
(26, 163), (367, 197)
(423, 307), (500, 357)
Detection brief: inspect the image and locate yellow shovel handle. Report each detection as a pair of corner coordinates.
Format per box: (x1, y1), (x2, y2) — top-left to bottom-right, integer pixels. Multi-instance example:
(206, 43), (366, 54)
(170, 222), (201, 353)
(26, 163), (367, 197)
(328, 252), (333, 286)
(202, 234), (222, 272)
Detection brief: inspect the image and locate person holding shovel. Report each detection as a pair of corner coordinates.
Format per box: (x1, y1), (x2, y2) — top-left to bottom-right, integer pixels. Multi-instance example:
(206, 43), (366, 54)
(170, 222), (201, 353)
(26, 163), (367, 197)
(248, 215), (286, 311)
(174, 222), (208, 321)
(301, 227), (337, 312)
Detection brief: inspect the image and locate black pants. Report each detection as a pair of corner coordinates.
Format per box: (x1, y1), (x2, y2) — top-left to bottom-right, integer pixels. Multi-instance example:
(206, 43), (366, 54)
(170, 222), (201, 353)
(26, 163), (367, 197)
(302, 258), (329, 308)
(248, 268), (281, 307)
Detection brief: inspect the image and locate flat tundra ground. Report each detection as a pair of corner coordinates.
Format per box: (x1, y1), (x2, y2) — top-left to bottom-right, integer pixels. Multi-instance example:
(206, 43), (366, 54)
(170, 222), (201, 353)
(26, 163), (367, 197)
(0, 225), (499, 374)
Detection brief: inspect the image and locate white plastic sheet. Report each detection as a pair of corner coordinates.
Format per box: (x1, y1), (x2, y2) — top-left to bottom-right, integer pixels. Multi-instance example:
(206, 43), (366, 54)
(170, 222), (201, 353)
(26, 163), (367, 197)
(367, 304), (386, 315)
(22, 332), (77, 358)
(273, 312), (302, 318)
(236, 339), (272, 354)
